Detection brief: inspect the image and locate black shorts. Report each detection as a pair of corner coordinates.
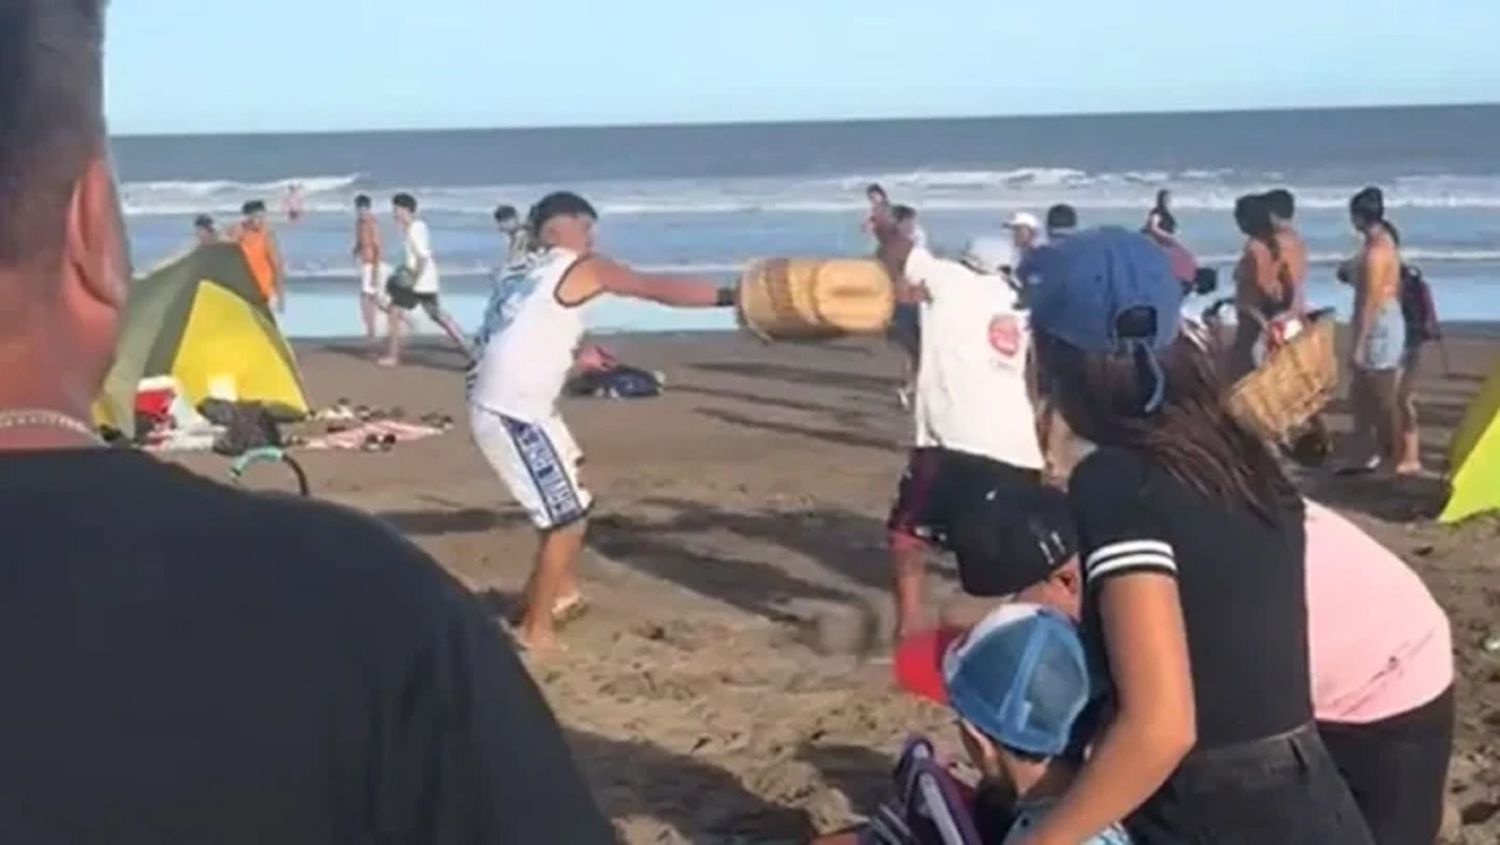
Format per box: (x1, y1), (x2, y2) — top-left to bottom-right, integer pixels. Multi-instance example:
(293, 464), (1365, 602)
(889, 303), (921, 356)
(887, 448), (1041, 547)
(1318, 686), (1455, 845)
(387, 282), (439, 311)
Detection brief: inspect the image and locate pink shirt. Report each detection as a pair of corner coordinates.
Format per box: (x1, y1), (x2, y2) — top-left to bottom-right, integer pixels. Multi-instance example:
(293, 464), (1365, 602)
(1306, 501), (1453, 723)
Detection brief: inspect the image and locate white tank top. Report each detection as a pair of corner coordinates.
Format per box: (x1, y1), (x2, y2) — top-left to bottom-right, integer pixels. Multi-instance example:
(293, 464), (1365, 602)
(467, 247), (588, 421)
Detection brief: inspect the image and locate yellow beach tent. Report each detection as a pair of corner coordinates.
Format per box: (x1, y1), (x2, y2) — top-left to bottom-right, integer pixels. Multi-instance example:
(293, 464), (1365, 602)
(1440, 360), (1500, 523)
(94, 244), (310, 438)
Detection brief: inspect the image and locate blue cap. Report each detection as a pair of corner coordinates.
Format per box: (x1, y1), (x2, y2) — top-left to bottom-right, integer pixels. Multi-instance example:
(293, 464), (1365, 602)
(1028, 227), (1182, 412)
(1028, 227), (1181, 352)
(942, 604), (1095, 758)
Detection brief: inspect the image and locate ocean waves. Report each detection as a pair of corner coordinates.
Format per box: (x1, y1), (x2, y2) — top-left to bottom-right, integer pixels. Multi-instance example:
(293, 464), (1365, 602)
(117, 168), (1500, 219)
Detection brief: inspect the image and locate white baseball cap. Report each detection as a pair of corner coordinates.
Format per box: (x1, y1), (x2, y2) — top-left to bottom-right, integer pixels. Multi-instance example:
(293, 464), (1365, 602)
(1004, 211), (1041, 231)
(961, 236), (1018, 275)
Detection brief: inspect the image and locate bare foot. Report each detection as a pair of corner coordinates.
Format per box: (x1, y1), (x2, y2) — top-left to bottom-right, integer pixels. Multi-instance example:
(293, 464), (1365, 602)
(551, 593), (589, 626)
(514, 626), (564, 654)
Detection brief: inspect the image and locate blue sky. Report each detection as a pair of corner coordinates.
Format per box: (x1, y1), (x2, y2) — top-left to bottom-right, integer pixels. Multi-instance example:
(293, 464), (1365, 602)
(107, 0), (1499, 135)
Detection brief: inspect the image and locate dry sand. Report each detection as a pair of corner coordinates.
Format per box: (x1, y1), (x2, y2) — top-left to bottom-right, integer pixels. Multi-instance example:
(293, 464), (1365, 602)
(179, 328), (1500, 844)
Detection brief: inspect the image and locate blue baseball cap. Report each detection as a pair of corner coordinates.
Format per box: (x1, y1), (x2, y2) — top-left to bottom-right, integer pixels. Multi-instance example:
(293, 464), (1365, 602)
(1028, 227), (1181, 353)
(941, 604), (1096, 758)
(1028, 227), (1182, 412)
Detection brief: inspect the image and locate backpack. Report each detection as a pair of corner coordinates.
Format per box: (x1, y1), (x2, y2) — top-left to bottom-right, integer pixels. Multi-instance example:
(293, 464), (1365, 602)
(1400, 264), (1441, 346)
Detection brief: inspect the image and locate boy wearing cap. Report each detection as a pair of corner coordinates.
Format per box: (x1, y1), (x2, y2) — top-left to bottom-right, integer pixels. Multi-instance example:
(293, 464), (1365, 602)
(929, 480), (1452, 845)
(881, 603), (1129, 844)
(873, 221), (1046, 640)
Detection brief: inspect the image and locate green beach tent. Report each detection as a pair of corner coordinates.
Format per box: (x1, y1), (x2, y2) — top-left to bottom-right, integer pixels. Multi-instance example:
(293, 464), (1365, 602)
(94, 243), (310, 438)
(1439, 359), (1500, 524)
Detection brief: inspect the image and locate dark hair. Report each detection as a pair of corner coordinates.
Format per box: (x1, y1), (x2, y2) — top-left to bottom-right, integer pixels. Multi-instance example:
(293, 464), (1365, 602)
(1036, 332), (1295, 524)
(1046, 204), (1078, 231)
(392, 193), (418, 212)
(867, 183), (888, 200)
(1263, 189), (1295, 221)
(0, 1), (106, 269)
(1349, 186), (1400, 243)
(528, 191), (598, 234)
(1234, 194), (1280, 261)
(1155, 189), (1171, 208)
(493, 204), (518, 223)
(891, 204), (917, 223)
(1150, 190), (1177, 234)
(354, 194), (371, 209)
(242, 200), (267, 216)
(193, 214), (215, 230)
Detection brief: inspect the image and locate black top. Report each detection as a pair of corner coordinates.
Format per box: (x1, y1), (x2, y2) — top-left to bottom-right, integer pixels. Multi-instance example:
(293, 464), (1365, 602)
(0, 449), (613, 844)
(1149, 208), (1178, 235)
(1068, 448), (1309, 747)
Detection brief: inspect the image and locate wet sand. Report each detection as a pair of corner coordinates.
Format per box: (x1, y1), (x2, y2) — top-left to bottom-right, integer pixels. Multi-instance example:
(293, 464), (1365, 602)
(177, 327), (1500, 844)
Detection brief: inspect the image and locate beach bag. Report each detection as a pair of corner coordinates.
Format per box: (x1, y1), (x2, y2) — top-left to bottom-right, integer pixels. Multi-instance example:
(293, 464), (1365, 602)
(738, 258), (895, 341)
(563, 365), (664, 399)
(198, 398), (284, 457)
(1224, 311), (1338, 444)
(859, 737), (983, 845)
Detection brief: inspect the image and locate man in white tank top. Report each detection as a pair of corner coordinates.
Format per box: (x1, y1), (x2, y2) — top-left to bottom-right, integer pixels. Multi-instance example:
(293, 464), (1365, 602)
(468, 192), (735, 651)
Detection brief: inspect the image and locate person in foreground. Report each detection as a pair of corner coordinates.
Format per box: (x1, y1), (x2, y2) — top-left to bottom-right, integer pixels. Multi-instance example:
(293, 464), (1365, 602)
(1020, 228), (1372, 843)
(924, 485), (1452, 845)
(382, 192), (472, 366)
(874, 221), (1046, 640)
(467, 191), (735, 651)
(827, 605), (1130, 844)
(0, 6), (613, 841)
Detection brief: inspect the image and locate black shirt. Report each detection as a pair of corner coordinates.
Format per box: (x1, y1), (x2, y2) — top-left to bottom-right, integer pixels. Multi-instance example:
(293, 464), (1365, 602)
(1069, 448), (1309, 747)
(0, 449), (614, 844)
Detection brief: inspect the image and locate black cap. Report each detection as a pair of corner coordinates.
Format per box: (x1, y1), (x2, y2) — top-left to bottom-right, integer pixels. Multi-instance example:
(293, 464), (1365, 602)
(946, 485), (1078, 596)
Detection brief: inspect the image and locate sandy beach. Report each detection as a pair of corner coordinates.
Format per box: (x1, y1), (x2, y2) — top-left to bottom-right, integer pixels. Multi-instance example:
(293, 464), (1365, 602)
(174, 327), (1500, 844)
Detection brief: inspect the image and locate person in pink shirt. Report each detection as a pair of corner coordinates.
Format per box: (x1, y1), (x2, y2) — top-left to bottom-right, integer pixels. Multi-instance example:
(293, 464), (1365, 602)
(900, 488), (1453, 845)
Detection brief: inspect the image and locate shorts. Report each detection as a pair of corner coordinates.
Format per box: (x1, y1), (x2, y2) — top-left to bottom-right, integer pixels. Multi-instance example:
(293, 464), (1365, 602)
(887, 447), (1041, 548)
(1355, 305), (1405, 371)
(358, 263), (384, 296)
(470, 406), (592, 531)
(387, 280), (440, 312)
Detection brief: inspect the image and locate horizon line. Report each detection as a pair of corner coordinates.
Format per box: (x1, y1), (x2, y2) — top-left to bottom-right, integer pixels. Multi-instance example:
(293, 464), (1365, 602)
(109, 99), (1500, 140)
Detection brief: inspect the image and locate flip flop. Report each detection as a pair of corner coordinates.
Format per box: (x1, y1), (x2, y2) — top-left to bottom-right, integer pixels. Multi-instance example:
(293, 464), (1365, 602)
(551, 594), (590, 627)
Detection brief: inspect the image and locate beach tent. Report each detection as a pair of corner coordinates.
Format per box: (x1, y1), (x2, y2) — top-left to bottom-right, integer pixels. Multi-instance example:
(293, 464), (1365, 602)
(1440, 360), (1500, 523)
(94, 244), (310, 438)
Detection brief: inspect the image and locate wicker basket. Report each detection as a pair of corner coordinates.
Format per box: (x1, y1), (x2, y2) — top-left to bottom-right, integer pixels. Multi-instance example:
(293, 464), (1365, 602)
(738, 258), (894, 341)
(1225, 318), (1339, 443)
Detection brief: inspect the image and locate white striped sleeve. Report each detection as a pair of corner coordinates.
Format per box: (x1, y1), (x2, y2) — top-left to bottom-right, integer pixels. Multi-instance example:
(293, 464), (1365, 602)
(1085, 539), (1177, 581)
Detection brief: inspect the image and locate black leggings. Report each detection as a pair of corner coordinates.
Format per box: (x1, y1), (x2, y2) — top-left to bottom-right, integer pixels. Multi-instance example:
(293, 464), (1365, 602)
(1318, 686), (1456, 845)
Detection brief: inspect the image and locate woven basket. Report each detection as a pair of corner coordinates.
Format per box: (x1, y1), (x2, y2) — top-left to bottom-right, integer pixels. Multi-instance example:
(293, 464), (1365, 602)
(1225, 318), (1339, 443)
(738, 258), (894, 341)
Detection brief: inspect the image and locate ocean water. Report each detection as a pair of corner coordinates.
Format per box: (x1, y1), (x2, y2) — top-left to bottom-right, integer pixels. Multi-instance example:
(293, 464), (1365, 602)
(110, 105), (1500, 338)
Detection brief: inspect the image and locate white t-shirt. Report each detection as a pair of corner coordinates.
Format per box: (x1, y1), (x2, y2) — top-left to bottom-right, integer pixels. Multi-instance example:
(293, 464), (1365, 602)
(466, 247), (588, 421)
(905, 246), (1044, 470)
(404, 219), (441, 293)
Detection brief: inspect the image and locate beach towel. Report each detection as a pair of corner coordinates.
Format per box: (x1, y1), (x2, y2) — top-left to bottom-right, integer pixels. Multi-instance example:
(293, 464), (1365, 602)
(302, 419), (447, 451)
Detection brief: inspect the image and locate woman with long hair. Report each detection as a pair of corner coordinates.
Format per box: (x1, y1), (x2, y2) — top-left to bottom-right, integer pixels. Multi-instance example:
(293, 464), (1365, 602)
(1337, 187), (1409, 474)
(1227, 193), (1297, 379)
(1015, 228), (1373, 844)
(1145, 189), (1177, 241)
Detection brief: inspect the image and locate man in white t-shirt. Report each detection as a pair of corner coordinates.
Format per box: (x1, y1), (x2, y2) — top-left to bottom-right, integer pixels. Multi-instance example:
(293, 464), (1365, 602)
(380, 193), (472, 367)
(876, 221), (1046, 639)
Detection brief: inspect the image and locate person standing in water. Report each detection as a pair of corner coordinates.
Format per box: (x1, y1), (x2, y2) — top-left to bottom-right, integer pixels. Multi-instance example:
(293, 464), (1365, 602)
(193, 214), (219, 247)
(467, 192), (736, 651)
(862, 183), (892, 239)
(382, 193), (472, 367)
(352, 194), (384, 346)
(234, 200), (285, 313)
(1145, 189), (1177, 241)
(1339, 187), (1408, 474)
